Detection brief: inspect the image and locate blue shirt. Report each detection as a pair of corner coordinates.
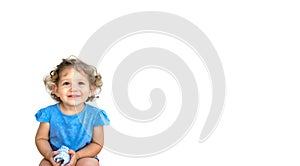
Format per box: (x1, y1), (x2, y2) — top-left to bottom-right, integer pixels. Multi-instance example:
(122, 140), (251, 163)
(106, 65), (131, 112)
(35, 103), (110, 152)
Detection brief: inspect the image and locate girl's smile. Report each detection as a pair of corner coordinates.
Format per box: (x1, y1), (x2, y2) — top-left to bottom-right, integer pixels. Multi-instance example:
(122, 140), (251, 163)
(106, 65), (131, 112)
(67, 94), (81, 98)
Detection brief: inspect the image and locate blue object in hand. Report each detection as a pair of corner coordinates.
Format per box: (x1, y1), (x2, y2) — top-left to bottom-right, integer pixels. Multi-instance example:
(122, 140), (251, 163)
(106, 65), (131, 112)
(54, 145), (71, 166)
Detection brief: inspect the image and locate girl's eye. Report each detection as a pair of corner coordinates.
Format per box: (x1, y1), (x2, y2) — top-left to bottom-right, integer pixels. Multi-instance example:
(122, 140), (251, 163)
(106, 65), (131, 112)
(78, 82), (85, 85)
(62, 82), (70, 86)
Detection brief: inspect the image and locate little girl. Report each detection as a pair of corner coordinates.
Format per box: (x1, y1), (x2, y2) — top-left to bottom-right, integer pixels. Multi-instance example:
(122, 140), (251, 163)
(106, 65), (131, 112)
(35, 56), (110, 166)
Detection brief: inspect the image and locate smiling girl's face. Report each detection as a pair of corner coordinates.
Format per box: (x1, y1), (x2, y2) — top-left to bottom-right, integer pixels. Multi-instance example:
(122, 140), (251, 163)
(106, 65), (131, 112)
(53, 67), (93, 109)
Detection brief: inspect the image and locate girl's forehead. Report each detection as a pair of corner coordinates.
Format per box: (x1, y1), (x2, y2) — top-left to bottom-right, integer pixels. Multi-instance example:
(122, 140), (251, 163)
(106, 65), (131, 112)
(60, 67), (88, 79)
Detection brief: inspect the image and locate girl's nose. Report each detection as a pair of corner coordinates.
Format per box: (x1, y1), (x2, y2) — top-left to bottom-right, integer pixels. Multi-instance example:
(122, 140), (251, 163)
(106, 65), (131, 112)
(70, 84), (79, 91)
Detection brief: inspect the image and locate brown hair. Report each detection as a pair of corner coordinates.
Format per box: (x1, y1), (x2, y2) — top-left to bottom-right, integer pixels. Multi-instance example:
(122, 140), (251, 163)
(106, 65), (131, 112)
(44, 56), (102, 102)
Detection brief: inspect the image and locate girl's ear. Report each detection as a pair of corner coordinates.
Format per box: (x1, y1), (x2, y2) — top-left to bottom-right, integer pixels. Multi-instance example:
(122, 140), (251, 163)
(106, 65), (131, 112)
(89, 86), (96, 97)
(52, 85), (60, 98)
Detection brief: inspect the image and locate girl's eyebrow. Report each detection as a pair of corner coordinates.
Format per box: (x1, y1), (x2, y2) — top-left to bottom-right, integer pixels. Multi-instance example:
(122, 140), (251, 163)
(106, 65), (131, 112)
(77, 79), (88, 81)
(60, 78), (88, 82)
(59, 78), (70, 81)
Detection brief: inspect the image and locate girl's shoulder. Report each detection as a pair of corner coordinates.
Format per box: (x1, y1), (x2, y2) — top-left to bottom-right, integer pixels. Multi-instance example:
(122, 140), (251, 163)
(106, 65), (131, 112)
(85, 103), (105, 113)
(85, 103), (110, 126)
(35, 103), (60, 122)
(38, 103), (60, 113)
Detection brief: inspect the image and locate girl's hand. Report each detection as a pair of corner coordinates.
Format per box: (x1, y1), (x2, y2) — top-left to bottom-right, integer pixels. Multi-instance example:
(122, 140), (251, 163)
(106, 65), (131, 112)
(65, 149), (77, 166)
(46, 151), (61, 166)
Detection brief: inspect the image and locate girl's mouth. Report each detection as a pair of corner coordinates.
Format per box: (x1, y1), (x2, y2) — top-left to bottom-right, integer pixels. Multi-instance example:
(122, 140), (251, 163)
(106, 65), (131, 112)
(67, 95), (80, 98)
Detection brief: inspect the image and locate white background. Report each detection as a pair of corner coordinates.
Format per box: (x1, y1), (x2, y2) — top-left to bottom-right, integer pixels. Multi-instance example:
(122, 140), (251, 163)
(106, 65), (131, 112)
(1, 0), (299, 165)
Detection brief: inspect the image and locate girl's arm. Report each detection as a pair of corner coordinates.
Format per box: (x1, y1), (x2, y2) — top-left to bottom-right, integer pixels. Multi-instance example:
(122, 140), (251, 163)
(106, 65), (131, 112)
(35, 122), (59, 164)
(74, 126), (104, 159)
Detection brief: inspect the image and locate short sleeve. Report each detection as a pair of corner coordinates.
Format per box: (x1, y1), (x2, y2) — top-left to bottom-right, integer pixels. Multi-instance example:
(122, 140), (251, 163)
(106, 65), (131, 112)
(35, 108), (50, 122)
(94, 109), (110, 126)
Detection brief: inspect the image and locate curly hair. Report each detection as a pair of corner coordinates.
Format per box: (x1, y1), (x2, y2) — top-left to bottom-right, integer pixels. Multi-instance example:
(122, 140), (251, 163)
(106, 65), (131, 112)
(44, 56), (102, 102)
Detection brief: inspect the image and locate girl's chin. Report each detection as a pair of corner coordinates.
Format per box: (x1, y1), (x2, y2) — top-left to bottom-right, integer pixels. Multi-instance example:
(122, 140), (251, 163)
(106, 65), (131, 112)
(64, 101), (85, 106)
